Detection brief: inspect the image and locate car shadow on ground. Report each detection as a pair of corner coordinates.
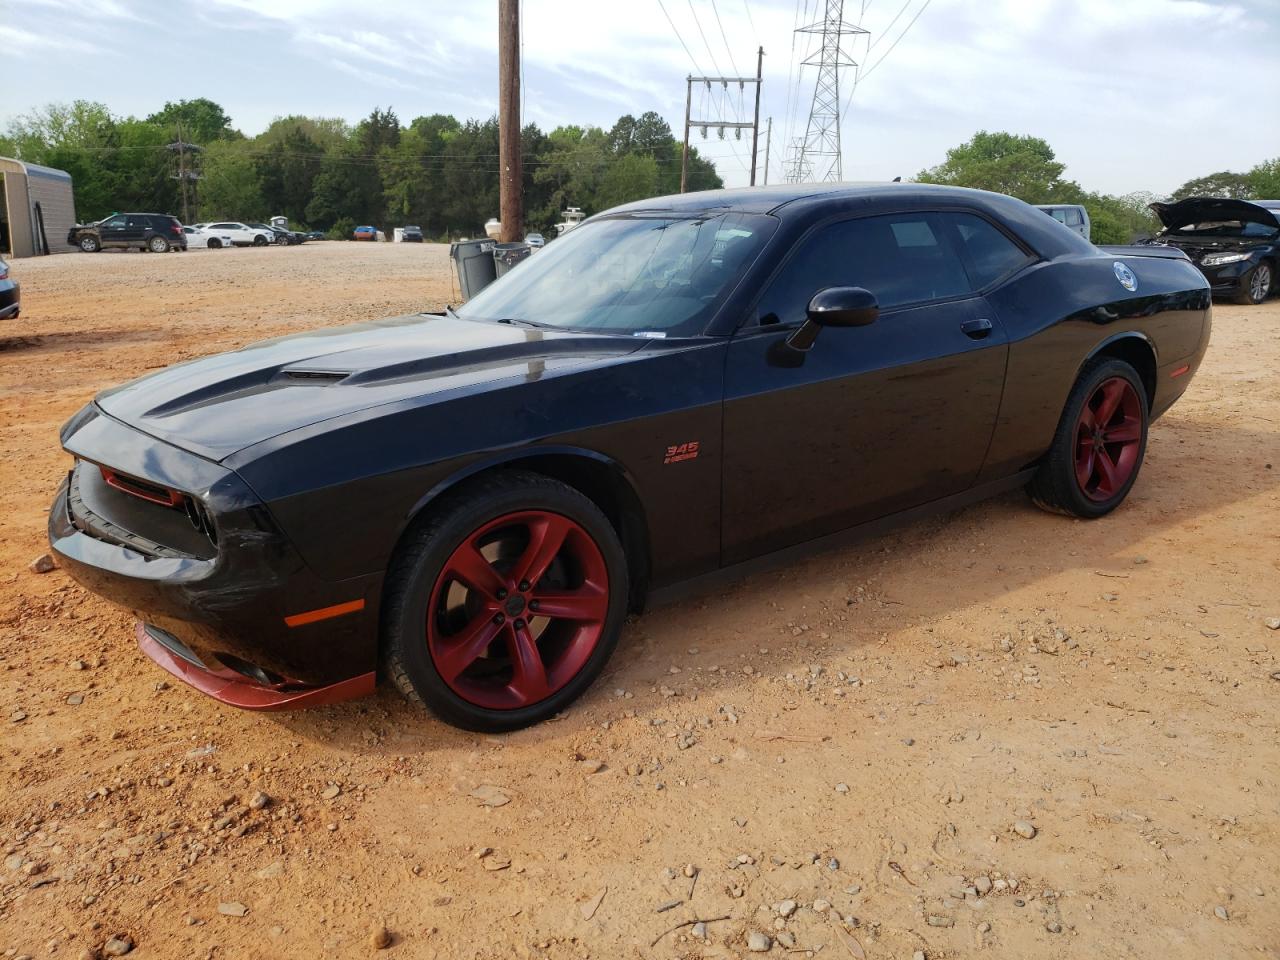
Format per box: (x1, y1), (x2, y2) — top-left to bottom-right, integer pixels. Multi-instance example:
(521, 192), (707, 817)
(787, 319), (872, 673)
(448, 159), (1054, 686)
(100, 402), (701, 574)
(0, 329), (169, 355)
(246, 412), (1279, 752)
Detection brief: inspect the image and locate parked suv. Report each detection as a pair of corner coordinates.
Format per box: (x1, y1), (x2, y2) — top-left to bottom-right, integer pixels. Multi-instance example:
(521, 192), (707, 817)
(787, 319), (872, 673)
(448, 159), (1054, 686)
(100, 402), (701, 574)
(68, 213), (187, 253)
(203, 222), (274, 247)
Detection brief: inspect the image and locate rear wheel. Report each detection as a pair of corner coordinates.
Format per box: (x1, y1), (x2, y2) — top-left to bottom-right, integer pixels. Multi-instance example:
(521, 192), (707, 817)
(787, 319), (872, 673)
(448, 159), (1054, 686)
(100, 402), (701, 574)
(253, 234), (268, 246)
(383, 471), (628, 731)
(1029, 358), (1148, 518)
(148, 235), (170, 253)
(207, 238), (222, 249)
(79, 235), (100, 253)
(1234, 261), (1272, 305)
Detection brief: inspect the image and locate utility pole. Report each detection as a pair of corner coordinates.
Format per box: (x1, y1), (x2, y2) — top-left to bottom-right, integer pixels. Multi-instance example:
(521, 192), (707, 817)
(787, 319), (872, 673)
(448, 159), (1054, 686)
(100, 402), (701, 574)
(167, 121), (203, 224)
(679, 58), (764, 193)
(762, 117), (772, 185)
(680, 76), (692, 194)
(795, 0), (867, 182)
(497, 0), (522, 242)
(748, 46), (763, 186)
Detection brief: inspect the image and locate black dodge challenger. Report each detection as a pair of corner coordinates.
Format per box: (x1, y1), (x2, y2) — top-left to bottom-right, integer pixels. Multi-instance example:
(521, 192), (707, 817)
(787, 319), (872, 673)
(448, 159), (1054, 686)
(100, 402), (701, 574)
(49, 184), (1212, 731)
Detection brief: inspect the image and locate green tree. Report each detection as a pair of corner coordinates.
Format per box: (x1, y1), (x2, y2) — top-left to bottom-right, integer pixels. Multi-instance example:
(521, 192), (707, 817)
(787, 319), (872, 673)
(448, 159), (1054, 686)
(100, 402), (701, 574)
(146, 99), (240, 143)
(1246, 158), (1280, 199)
(200, 140), (266, 221)
(596, 153), (660, 209)
(917, 130), (1065, 203)
(1171, 171), (1254, 200)
(254, 125), (323, 223)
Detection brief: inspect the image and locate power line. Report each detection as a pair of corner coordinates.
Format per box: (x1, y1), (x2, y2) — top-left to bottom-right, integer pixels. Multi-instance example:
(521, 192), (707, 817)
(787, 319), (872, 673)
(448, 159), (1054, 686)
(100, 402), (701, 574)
(687, 0), (725, 76)
(741, 0), (759, 43)
(857, 0), (932, 82)
(709, 0), (741, 75)
(656, 0), (704, 72)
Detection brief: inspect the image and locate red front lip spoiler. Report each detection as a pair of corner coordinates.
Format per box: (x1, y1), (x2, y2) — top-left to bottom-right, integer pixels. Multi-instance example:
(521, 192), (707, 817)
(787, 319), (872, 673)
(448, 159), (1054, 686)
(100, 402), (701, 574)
(136, 623), (375, 711)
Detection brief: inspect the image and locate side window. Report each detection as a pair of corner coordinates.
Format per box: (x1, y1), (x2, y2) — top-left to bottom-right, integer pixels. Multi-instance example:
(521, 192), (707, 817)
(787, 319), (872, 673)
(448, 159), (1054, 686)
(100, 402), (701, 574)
(756, 213), (969, 324)
(944, 212), (1034, 290)
(103, 215), (126, 228)
(1066, 209), (1083, 226)
(1049, 209), (1068, 224)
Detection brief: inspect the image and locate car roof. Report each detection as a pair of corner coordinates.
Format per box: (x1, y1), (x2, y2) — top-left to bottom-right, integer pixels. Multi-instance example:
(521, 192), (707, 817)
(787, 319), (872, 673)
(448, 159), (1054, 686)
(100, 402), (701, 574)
(603, 182), (1052, 218)
(603, 181), (1095, 260)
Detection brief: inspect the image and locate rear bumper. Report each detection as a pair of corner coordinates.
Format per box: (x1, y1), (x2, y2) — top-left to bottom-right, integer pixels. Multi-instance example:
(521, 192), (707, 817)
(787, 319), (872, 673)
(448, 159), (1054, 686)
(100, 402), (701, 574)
(49, 406), (382, 708)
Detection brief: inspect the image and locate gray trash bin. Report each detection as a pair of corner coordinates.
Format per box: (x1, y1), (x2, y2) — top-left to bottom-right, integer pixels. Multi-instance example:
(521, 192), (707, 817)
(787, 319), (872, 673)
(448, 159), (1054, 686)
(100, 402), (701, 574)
(450, 239), (496, 300)
(493, 241), (532, 277)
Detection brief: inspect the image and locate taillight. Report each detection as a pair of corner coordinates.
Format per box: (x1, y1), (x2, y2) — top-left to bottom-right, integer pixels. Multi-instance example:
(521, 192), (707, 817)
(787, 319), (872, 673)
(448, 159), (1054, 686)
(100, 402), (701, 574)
(0, 265), (7, 280)
(172, 224), (183, 234)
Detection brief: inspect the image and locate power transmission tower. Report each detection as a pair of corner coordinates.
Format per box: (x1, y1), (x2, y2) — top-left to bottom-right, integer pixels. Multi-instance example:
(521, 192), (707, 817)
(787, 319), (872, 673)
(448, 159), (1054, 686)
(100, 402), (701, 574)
(166, 122), (203, 224)
(497, 0), (522, 242)
(679, 47), (764, 193)
(794, 0), (866, 182)
(782, 137), (812, 184)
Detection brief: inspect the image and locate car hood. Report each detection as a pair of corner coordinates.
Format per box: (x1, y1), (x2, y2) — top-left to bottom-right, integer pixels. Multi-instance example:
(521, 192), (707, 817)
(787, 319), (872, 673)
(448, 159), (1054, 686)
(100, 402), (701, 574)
(1149, 196), (1280, 231)
(95, 313), (645, 462)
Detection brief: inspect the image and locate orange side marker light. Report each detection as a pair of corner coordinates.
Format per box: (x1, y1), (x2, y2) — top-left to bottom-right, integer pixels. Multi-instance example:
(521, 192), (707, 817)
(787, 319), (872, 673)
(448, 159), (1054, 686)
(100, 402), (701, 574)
(284, 599), (366, 628)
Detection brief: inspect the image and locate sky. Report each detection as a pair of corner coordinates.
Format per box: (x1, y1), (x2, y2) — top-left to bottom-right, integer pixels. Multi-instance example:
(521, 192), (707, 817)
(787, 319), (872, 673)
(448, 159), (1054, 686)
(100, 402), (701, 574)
(2, 0), (1277, 196)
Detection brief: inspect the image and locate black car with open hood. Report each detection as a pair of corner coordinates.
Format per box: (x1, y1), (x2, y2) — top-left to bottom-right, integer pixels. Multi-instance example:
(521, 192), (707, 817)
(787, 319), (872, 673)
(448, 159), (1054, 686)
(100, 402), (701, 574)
(1145, 196), (1278, 305)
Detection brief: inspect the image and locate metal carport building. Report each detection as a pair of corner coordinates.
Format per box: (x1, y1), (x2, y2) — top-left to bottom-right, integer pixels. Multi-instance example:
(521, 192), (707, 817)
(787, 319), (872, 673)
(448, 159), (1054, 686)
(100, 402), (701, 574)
(0, 156), (76, 258)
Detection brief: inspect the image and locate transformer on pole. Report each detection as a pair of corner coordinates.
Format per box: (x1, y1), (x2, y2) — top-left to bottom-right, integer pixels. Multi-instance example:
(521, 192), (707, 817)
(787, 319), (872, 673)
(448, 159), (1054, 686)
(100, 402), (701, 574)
(793, 0), (866, 183)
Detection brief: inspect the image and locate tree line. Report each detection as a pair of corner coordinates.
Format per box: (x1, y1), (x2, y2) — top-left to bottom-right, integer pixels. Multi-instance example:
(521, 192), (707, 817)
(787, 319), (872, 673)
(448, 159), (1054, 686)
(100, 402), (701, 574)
(5, 100), (1277, 245)
(916, 130), (1280, 244)
(0, 98), (723, 238)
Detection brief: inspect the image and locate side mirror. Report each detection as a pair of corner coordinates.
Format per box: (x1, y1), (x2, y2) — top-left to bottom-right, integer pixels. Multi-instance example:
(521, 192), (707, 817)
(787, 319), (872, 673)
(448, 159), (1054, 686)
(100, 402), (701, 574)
(807, 286), (879, 328)
(780, 286), (879, 355)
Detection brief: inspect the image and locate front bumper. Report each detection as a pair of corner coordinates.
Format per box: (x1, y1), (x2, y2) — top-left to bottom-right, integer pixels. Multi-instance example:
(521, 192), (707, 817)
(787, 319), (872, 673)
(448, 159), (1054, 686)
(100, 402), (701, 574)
(1193, 258), (1254, 294)
(49, 406), (381, 709)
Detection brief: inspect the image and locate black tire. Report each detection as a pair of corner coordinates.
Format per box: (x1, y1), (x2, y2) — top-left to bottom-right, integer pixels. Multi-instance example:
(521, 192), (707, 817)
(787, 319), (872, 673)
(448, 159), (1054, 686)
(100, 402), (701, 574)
(1234, 261), (1272, 305)
(382, 470), (628, 732)
(253, 234), (268, 246)
(148, 235), (170, 253)
(207, 238), (222, 249)
(1028, 357), (1149, 519)
(78, 235), (100, 253)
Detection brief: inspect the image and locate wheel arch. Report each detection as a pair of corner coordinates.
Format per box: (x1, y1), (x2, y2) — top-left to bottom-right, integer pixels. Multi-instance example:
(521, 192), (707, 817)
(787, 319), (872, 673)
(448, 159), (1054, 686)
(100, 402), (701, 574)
(1082, 332), (1157, 409)
(394, 447), (652, 613)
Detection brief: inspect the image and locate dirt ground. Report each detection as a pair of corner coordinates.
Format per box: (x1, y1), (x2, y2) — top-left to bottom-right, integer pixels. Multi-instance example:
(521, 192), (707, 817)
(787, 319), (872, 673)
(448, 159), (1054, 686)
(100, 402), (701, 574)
(1, 243), (1278, 960)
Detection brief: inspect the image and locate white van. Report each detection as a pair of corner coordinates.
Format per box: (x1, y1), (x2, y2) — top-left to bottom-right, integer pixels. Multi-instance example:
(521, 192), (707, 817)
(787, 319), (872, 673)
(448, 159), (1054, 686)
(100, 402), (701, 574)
(1035, 204), (1091, 240)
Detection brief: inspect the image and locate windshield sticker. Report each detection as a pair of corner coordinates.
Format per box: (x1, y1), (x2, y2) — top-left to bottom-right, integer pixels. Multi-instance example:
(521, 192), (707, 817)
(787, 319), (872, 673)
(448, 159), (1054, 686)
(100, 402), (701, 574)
(633, 331), (667, 338)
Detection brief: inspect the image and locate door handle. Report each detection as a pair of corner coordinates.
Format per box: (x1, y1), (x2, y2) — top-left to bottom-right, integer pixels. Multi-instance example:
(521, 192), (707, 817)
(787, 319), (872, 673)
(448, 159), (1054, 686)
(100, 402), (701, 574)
(961, 318), (993, 340)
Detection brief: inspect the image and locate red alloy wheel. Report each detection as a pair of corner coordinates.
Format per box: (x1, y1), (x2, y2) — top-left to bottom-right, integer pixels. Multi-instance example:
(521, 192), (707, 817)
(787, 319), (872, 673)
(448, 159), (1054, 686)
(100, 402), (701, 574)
(426, 510), (609, 710)
(1074, 376), (1143, 502)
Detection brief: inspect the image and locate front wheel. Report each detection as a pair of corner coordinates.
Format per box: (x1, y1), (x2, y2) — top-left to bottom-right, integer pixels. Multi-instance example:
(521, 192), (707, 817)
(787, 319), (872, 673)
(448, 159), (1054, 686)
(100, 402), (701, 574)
(382, 471), (628, 731)
(1028, 358), (1149, 518)
(1235, 262), (1272, 305)
(79, 235), (100, 253)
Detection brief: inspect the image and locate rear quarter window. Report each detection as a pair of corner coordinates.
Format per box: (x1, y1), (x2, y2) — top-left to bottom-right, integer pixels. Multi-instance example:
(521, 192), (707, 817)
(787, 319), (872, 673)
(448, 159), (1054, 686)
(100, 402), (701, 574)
(944, 212), (1035, 289)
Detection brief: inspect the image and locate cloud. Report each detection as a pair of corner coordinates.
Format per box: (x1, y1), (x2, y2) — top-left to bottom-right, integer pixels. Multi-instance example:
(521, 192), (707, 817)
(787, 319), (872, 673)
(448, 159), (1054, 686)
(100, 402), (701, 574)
(0, 25), (104, 56)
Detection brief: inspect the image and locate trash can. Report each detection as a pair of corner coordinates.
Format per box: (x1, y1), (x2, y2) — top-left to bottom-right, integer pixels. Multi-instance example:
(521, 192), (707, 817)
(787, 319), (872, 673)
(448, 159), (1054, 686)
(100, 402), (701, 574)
(493, 241), (532, 278)
(450, 239), (496, 300)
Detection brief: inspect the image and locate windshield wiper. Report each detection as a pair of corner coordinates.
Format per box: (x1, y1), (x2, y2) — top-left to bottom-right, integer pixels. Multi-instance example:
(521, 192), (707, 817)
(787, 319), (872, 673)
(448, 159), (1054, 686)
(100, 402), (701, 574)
(496, 317), (556, 330)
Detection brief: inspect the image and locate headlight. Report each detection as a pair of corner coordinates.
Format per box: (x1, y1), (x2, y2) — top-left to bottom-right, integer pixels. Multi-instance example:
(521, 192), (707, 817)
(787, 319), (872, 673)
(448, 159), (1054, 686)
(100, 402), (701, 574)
(1201, 252), (1251, 266)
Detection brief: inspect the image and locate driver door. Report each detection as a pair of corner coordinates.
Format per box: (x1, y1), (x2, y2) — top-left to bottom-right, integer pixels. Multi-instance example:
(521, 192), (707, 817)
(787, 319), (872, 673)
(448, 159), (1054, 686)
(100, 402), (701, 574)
(99, 215), (130, 248)
(720, 211), (1012, 564)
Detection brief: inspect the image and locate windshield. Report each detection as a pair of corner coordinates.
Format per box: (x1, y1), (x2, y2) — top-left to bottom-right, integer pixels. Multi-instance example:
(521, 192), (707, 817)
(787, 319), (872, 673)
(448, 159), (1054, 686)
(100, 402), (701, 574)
(455, 212), (775, 337)
(1167, 220), (1278, 239)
